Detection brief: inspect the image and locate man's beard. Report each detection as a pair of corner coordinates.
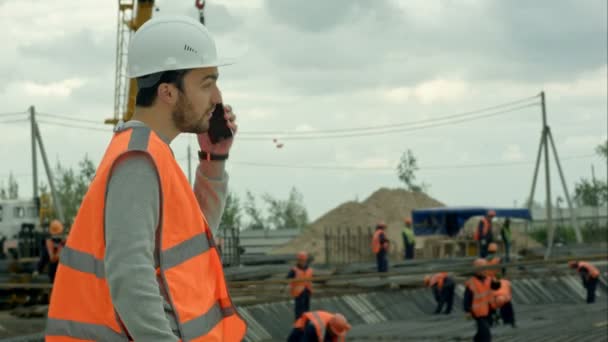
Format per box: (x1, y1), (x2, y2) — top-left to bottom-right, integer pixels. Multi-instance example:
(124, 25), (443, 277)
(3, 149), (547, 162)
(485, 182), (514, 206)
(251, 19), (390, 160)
(171, 95), (210, 134)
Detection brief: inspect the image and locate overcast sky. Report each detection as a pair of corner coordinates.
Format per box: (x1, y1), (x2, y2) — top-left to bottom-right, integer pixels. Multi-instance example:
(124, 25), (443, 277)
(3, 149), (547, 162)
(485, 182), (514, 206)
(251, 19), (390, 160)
(0, 0), (606, 221)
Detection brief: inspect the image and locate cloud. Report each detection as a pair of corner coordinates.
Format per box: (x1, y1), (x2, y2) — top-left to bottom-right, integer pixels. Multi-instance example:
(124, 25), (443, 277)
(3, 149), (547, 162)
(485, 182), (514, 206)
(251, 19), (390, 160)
(502, 144), (525, 162)
(21, 78), (87, 97)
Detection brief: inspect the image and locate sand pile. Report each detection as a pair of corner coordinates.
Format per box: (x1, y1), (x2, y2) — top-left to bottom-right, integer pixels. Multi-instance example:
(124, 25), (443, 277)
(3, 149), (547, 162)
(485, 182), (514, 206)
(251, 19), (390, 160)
(271, 188), (445, 262)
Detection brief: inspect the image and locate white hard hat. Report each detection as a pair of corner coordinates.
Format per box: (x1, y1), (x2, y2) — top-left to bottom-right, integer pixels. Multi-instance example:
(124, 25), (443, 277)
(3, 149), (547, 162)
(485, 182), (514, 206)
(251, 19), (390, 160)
(127, 15), (232, 79)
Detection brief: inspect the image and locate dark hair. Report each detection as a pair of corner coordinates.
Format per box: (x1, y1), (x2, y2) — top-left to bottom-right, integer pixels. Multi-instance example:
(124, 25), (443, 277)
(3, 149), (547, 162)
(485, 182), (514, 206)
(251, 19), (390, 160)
(135, 70), (188, 107)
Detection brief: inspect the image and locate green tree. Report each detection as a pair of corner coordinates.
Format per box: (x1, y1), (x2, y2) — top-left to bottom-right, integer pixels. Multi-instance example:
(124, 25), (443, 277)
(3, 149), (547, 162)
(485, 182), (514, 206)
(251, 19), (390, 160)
(396, 149), (427, 192)
(573, 141), (608, 207)
(243, 191), (265, 230)
(262, 187), (309, 230)
(220, 191), (242, 232)
(51, 155), (97, 226)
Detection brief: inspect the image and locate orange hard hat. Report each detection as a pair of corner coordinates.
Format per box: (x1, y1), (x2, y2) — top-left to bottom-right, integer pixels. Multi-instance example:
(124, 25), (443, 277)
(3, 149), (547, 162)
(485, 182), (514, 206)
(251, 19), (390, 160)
(49, 220), (64, 235)
(568, 261), (578, 269)
(328, 314), (351, 337)
(376, 221), (387, 229)
(473, 258), (488, 267)
(296, 251), (308, 261)
(487, 210), (496, 217)
(488, 243), (498, 253)
(404, 217), (412, 225)
(423, 275), (431, 287)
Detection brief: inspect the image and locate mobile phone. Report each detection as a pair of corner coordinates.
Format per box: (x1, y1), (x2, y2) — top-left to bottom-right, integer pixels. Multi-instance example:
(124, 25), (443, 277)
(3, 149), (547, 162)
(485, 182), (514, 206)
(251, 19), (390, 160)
(207, 103), (234, 144)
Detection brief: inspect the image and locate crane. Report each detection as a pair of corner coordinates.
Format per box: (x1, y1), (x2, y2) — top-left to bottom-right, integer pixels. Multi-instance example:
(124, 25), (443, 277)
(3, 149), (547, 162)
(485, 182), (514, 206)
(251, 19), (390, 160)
(104, 1), (207, 126)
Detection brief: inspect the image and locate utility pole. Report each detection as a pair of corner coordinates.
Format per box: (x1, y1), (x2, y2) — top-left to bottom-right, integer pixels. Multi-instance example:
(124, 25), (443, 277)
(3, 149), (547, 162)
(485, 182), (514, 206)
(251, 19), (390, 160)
(30, 106), (38, 200)
(527, 91), (582, 260)
(34, 121), (65, 224)
(187, 144), (192, 185)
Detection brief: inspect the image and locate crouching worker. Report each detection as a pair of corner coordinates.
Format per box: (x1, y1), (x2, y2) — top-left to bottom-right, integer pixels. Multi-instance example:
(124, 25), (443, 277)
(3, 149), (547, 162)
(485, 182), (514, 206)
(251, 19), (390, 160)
(490, 279), (515, 328)
(424, 272), (455, 314)
(288, 311), (351, 342)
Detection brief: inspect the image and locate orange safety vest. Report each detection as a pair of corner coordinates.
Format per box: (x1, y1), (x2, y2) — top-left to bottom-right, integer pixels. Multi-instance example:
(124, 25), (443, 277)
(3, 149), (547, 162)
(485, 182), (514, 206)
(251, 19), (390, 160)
(371, 229), (388, 254)
(294, 311), (344, 342)
(45, 127), (246, 341)
(46, 239), (64, 264)
(466, 277), (493, 318)
(486, 257), (501, 279)
(290, 267), (313, 298)
(578, 262), (600, 278)
(491, 279), (512, 310)
(430, 272), (449, 290)
(474, 218), (490, 241)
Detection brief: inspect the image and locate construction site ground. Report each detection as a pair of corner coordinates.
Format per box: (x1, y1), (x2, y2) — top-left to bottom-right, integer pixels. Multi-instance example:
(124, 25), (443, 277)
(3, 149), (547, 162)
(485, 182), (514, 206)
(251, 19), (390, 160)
(0, 257), (606, 341)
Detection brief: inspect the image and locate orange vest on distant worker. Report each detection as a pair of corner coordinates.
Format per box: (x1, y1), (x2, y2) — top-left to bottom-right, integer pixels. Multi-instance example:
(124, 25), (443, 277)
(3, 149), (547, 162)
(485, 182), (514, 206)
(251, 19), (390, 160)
(430, 272), (449, 290)
(46, 238), (64, 264)
(491, 279), (512, 310)
(466, 276), (493, 318)
(474, 218), (491, 241)
(290, 267), (313, 298)
(371, 229), (388, 254)
(45, 126), (246, 341)
(578, 262), (600, 278)
(294, 311), (344, 342)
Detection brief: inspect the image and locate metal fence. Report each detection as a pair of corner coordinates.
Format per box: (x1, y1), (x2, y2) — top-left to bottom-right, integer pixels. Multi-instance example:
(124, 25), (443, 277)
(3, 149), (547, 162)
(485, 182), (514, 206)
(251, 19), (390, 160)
(323, 226), (375, 265)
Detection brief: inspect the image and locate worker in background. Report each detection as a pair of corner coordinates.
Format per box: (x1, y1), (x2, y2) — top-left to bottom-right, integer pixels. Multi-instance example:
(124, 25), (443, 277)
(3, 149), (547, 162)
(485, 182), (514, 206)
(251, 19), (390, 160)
(46, 16), (246, 341)
(464, 258), (501, 342)
(288, 251), (313, 320)
(402, 217), (416, 260)
(372, 221), (389, 272)
(288, 311), (351, 342)
(34, 219), (65, 283)
(485, 243), (505, 279)
(490, 278), (515, 328)
(568, 261), (600, 303)
(500, 218), (512, 262)
(475, 210), (495, 258)
(424, 272), (455, 314)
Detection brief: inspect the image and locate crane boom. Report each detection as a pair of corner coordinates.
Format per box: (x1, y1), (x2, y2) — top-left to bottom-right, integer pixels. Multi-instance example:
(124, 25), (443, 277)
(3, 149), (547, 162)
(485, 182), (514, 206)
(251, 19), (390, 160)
(105, 0), (155, 126)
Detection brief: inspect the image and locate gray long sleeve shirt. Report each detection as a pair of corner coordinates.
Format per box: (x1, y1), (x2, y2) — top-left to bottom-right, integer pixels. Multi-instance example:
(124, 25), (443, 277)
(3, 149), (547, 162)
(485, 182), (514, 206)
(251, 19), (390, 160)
(104, 121), (228, 341)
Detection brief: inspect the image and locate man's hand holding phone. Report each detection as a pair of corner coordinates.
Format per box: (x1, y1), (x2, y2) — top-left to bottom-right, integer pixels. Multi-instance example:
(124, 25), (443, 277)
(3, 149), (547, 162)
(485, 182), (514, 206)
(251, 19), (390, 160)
(197, 103), (237, 159)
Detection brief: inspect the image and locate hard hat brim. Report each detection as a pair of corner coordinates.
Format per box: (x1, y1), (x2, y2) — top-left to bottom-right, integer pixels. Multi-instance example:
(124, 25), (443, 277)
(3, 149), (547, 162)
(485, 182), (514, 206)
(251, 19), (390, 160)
(128, 57), (235, 79)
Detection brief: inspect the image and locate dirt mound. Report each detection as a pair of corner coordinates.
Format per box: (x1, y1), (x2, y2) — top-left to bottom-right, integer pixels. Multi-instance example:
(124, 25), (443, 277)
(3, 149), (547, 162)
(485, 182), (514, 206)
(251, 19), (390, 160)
(271, 188), (444, 262)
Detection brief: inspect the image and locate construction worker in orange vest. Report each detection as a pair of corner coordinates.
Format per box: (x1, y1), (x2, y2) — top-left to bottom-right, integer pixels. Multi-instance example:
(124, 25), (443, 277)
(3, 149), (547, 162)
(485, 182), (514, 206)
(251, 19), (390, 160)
(569, 261), (601, 303)
(490, 278), (516, 328)
(464, 258), (501, 342)
(34, 219), (65, 283)
(45, 16), (246, 341)
(288, 251), (314, 320)
(475, 210), (495, 258)
(485, 243), (505, 279)
(288, 311), (351, 342)
(371, 221), (389, 272)
(424, 272), (455, 314)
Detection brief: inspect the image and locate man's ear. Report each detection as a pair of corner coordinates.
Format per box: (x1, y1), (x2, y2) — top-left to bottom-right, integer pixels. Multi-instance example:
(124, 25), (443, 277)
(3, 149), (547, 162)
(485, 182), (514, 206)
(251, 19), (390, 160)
(156, 83), (178, 106)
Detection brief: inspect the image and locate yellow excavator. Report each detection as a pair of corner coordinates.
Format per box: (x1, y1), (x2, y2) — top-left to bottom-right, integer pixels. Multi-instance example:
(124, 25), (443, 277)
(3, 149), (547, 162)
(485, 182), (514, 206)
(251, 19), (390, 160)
(104, 0), (207, 126)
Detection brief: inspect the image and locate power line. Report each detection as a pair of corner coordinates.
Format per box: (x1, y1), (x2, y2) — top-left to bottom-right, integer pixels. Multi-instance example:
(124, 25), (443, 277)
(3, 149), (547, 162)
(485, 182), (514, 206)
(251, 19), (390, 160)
(37, 112), (106, 125)
(37, 119), (112, 132)
(230, 154), (597, 172)
(238, 94), (540, 136)
(0, 111), (26, 117)
(0, 118), (28, 124)
(239, 103), (538, 141)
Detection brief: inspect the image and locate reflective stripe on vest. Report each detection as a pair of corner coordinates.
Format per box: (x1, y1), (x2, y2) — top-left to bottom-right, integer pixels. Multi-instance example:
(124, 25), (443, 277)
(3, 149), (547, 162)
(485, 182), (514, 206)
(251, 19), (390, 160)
(45, 318), (129, 341)
(310, 311), (327, 340)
